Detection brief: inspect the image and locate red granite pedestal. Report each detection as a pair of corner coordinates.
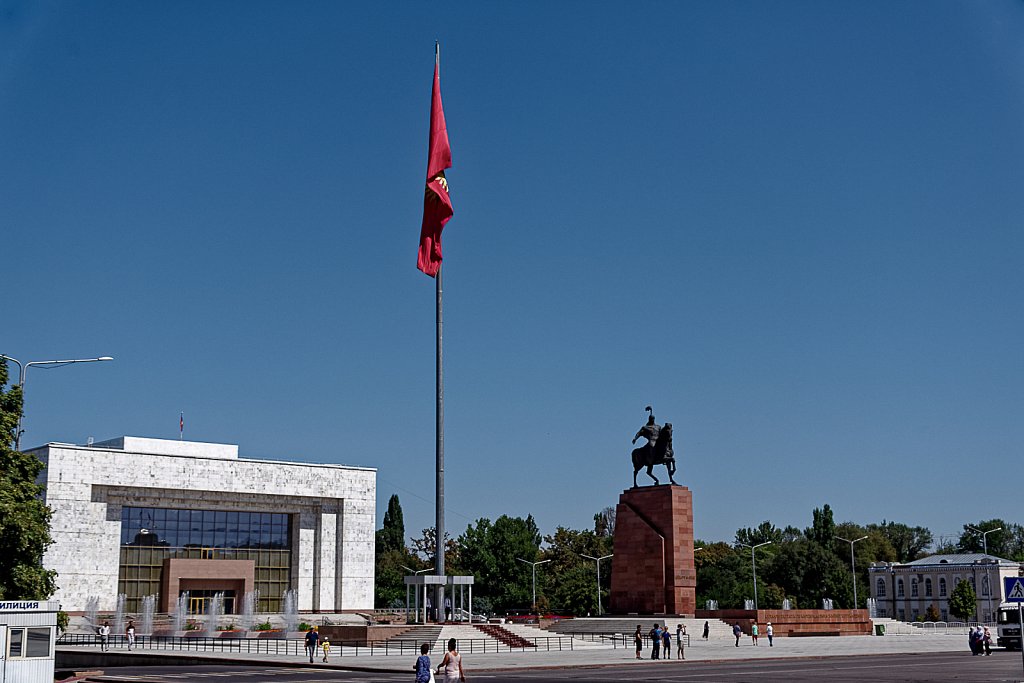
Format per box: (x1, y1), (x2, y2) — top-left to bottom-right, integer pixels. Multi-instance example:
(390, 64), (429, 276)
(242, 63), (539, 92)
(608, 485), (695, 615)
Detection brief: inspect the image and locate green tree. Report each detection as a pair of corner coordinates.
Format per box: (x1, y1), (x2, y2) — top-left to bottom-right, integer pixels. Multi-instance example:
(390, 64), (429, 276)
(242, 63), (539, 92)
(542, 524), (612, 616)
(866, 521), (933, 563)
(695, 542), (750, 609)
(593, 507), (615, 538)
(457, 515), (541, 613)
(957, 520), (1012, 557)
(735, 521), (783, 547)
(373, 494), (420, 608)
(376, 494), (406, 554)
(948, 579), (977, 623)
(0, 359), (57, 600)
(806, 504), (836, 549)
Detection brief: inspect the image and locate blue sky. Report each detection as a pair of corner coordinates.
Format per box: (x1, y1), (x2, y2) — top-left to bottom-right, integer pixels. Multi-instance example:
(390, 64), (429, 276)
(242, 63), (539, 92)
(3, 1), (1022, 548)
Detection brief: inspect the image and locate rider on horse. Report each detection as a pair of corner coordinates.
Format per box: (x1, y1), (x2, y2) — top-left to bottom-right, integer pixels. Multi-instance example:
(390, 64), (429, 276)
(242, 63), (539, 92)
(633, 406), (674, 468)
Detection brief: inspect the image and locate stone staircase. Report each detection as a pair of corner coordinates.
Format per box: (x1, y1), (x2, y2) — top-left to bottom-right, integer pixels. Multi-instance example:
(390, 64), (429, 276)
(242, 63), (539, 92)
(393, 624), (443, 649)
(502, 622), (611, 648)
(473, 624), (537, 648)
(543, 616), (733, 642)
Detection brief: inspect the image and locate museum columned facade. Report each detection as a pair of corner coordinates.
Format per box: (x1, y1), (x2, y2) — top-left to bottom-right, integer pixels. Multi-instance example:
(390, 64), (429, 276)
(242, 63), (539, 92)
(29, 436), (375, 615)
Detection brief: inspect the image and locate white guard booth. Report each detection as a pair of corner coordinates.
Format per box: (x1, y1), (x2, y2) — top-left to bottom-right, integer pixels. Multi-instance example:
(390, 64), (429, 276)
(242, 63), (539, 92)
(0, 600), (59, 683)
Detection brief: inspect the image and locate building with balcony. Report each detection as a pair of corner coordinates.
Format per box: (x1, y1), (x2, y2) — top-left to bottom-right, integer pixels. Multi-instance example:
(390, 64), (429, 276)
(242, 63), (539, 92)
(28, 436), (375, 615)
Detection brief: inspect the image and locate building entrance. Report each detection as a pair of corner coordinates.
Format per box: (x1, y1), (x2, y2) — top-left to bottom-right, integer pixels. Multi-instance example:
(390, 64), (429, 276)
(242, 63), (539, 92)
(185, 590), (236, 615)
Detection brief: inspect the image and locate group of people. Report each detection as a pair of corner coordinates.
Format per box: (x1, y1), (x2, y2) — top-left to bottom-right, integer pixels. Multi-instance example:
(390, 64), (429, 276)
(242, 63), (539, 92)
(732, 621), (773, 646)
(633, 623), (687, 660)
(95, 620), (136, 651)
(302, 626), (332, 663)
(968, 625), (992, 656)
(414, 638), (467, 682)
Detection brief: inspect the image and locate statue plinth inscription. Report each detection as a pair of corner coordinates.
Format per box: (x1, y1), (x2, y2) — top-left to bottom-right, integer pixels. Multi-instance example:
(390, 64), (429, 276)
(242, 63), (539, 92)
(608, 485), (696, 615)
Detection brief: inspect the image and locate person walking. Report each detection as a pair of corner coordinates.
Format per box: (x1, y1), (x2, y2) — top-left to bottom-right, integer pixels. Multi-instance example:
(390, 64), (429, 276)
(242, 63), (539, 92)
(304, 626), (320, 663)
(676, 623), (686, 660)
(437, 638), (466, 682)
(321, 637), (331, 662)
(125, 620), (136, 651)
(766, 621), (774, 647)
(983, 626), (993, 656)
(661, 627), (671, 659)
(634, 625), (643, 660)
(702, 620), (710, 640)
(751, 622), (759, 645)
(649, 623), (662, 659)
(413, 642), (432, 683)
(732, 622), (742, 647)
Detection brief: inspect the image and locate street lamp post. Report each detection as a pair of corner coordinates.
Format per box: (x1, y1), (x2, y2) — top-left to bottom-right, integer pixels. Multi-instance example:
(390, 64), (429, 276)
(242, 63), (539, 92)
(967, 525), (1003, 622)
(738, 541), (772, 610)
(836, 535), (869, 609)
(891, 565), (899, 621)
(516, 558), (551, 613)
(580, 553), (613, 615)
(1, 355), (114, 450)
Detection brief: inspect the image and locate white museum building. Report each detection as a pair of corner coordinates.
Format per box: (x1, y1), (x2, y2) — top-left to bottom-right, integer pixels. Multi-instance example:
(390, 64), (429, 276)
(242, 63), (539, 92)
(869, 553), (1022, 623)
(28, 436), (376, 615)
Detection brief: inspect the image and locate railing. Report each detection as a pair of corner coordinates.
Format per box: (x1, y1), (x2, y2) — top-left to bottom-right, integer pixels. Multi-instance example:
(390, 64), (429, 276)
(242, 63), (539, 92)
(558, 632), (690, 647)
(875, 620), (980, 636)
(56, 633), (583, 656)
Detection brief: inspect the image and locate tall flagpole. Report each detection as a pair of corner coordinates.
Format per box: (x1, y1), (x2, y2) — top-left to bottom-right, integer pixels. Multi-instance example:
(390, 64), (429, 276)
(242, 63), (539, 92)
(434, 40), (446, 622)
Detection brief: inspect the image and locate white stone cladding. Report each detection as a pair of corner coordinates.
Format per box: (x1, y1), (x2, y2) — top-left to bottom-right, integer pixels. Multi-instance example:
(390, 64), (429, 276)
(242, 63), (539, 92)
(29, 437), (375, 613)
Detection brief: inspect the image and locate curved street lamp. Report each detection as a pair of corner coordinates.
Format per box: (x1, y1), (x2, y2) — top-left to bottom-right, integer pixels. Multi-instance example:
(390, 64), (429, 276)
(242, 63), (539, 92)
(1, 354), (114, 450)
(579, 553), (613, 615)
(836, 535), (868, 609)
(967, 525), (1003, 622)
(516, 558), (551, 613)
(738, 541), (772, 610)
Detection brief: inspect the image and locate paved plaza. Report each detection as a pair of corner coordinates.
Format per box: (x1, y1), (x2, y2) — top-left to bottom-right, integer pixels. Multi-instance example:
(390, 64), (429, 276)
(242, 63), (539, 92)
(59, 629), (1002, 677)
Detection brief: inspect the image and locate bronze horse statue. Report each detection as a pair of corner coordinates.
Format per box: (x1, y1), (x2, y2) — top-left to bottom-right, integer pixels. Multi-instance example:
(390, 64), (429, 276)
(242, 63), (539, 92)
(632, 422), (678, 487)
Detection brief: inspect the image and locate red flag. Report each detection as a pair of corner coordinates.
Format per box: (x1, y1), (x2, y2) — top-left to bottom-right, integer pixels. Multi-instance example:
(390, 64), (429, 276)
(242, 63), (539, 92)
(417, 55), (453, 277)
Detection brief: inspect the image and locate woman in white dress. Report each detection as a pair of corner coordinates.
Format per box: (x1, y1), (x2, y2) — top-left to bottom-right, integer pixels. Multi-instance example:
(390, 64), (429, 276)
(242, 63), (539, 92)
(436, 637), (466, 682)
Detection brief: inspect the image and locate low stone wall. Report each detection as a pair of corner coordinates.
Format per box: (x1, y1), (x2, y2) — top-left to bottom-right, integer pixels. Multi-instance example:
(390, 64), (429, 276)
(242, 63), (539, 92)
(318, 624), (413, 645)
(695, 609), (871, 636)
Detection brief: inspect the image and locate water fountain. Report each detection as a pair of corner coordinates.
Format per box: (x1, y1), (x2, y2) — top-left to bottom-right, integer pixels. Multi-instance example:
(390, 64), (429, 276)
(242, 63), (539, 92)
(114, 593), (127, 634)
(140, 595), (156, 635)
(705, 600), (718, 610)
(173, 592), (190, 632)
(822, 598), (834, 610)
(241, 590), (259, 631)
(866, 597), (877, 618)
(782, 599), (791, 610)
(84, 596), (100, 629)
(283, 589), (298, 633)
(744, 599), (754, 610)
(205, 592), (224, 634)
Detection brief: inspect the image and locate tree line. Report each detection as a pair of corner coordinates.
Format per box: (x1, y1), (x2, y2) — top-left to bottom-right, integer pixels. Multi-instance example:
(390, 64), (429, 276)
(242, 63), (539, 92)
(376, 494), (1024, 615)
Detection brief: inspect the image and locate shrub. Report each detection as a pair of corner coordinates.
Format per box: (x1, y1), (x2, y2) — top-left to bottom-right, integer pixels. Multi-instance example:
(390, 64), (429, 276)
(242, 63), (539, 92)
(297, 622), (312, 632)
(253, 621), (273, 631)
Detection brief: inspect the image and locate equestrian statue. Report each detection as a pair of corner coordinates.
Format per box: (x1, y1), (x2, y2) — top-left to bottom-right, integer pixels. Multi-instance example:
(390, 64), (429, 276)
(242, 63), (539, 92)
(631, 405), (678, 487)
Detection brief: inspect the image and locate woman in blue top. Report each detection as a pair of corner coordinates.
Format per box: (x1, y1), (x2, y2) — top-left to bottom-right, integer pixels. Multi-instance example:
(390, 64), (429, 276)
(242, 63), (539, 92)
(413, 642), (431, 682)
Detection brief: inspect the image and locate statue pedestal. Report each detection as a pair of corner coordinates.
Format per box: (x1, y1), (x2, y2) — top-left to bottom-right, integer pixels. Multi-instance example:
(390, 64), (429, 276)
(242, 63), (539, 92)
(608, 485), (695, 615)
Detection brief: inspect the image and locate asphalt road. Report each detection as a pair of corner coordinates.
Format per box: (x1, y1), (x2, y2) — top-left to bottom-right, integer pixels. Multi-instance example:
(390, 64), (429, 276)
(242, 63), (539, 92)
(84, 651), (1024, 682)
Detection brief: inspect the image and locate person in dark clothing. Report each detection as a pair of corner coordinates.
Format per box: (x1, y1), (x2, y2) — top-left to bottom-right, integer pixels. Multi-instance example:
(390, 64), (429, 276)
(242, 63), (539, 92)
(304, 627), (320, 663)
(649, 623), (661, 659)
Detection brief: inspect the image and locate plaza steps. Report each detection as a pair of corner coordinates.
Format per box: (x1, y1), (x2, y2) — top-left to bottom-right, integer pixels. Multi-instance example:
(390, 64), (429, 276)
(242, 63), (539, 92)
(501, 622), (613, 648)
(543, 616), (734, 641)
(393, 625), (443, 649)
(474, 624), (536, 648)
